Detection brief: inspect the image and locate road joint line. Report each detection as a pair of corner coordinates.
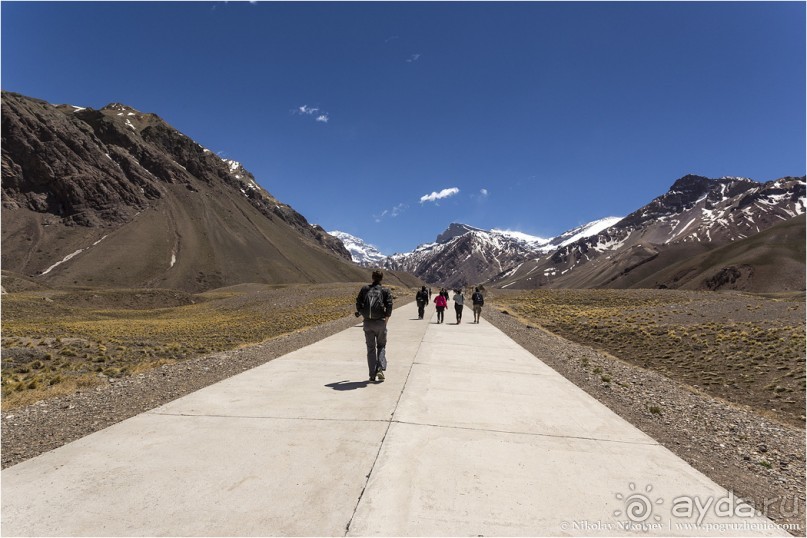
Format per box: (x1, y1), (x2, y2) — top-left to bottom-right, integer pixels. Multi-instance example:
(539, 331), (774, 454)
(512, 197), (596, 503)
(390, 418), (660, 447)
(147, 412), (391, 424)
(344, 320), (425, 536)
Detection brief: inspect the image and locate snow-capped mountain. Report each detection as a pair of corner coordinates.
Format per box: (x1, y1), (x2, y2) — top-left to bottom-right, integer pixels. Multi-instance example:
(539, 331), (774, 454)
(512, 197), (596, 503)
(492, 175), (805, 292)
(329, 231), (387, 267)
(616, 175), (804, 243)
(381, 221), (606, 289)
(436, 223), (553, 252)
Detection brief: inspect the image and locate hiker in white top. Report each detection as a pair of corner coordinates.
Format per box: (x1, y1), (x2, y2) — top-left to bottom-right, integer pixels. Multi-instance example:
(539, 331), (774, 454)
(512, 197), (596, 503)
(453, 289), (465, 324)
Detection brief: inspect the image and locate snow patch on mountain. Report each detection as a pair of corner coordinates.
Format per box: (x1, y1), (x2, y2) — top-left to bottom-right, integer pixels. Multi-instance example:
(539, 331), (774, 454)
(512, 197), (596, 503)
(329, 231), (387, 266)
(491, 229), (552, 248)
(553, 217), (624, 247)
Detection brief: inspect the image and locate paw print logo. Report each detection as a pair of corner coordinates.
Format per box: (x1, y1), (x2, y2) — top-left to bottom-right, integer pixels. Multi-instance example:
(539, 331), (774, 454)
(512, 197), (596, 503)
(614, 483), (664, 523)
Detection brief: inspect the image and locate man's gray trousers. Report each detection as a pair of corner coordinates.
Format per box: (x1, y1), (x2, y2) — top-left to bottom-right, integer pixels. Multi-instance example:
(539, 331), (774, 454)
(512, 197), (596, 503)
(363, 318), (387, 377)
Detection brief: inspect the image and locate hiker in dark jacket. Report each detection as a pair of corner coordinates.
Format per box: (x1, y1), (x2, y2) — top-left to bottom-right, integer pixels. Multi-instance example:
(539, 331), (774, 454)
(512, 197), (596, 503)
(415, 286), (428, 319)
(355, 269), (394, 382)
(471, 287), (484, 323)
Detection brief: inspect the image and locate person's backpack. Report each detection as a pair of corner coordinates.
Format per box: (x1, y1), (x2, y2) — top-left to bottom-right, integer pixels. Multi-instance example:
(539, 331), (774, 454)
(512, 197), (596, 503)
(472, 292), (484, 306)
(361, 285), (387, 320)
(416, 290), (427, 305)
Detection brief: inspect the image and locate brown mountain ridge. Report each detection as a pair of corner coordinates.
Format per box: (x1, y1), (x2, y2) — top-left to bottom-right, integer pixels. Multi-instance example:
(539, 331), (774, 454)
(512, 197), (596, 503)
(1, 91), (415, 292)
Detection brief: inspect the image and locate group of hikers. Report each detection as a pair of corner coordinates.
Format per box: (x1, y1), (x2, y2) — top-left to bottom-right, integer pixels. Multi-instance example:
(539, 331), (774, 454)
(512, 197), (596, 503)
(354, 269), (485, 384)
(414, 286), (484, 324)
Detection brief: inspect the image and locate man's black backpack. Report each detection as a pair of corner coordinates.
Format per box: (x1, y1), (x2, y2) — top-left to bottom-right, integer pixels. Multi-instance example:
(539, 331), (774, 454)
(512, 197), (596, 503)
(416, 290), (428, 305)
(361, 285), (387, 320)
(472, 291), (484, 306)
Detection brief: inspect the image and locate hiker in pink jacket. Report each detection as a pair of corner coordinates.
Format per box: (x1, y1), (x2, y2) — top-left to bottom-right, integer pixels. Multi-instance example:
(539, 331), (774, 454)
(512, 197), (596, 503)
(434, 292), (447, 324)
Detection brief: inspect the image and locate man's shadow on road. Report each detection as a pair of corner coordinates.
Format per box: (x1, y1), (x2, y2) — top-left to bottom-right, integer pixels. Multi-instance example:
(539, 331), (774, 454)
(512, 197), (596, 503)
(325, 380), (371, 391)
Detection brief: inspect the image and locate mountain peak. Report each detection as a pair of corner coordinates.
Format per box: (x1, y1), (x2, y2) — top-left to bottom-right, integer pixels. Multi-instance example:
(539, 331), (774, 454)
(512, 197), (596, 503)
(436, 223), (485, 243)
(668, 174), (757, 199)
(102, 102), (139, 113)
(669, 174), (711, 194)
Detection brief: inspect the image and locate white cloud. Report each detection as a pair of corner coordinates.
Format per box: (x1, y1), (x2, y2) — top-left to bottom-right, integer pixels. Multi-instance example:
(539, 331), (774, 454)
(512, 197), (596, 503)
(390, 203), (406, 217)
(420, 187), (459, 204)
(296, 105), (319, 115)
(374, 203), (408, 222)
(469, 188), (489, 203)
(294, 104), (330, 124)
(406, 53), (421, 63)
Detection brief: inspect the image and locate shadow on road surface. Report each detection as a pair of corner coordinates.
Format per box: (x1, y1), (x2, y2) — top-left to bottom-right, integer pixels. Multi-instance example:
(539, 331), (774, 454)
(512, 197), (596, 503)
(325, 380), (371, 391)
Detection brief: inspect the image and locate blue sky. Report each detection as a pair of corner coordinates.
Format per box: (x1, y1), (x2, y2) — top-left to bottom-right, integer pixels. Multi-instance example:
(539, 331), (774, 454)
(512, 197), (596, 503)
(2, 1), (805, 254)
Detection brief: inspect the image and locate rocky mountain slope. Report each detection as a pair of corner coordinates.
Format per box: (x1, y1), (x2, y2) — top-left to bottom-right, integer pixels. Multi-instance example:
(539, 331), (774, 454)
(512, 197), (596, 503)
(1, 91), (372, 292)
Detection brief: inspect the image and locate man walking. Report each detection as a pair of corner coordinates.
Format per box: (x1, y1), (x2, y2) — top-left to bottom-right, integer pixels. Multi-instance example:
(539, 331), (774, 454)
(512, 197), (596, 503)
(415, 286), (429, 319)
(356, 269), (394, 382)
(471, 287), (484, 323)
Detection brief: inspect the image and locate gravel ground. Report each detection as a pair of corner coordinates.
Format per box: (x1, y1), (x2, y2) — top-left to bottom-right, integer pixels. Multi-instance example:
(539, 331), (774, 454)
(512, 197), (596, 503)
(485, 307), (805, 535)
(2, 296), (803, 534)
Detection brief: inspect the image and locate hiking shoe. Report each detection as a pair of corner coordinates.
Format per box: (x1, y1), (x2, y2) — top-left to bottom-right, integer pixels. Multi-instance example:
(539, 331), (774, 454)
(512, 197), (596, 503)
(376, 370), (385, 381)
(369, 374), (376, 382)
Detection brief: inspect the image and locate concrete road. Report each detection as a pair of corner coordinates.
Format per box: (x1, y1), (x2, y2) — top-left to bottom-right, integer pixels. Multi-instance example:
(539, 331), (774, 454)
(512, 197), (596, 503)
(1, 301), (789, 536)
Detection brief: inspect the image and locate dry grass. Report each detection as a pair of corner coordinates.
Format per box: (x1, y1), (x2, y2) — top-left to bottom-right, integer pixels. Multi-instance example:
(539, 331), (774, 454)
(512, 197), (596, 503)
(2, 283), (401, 409)
(495, 289), (806, 427)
